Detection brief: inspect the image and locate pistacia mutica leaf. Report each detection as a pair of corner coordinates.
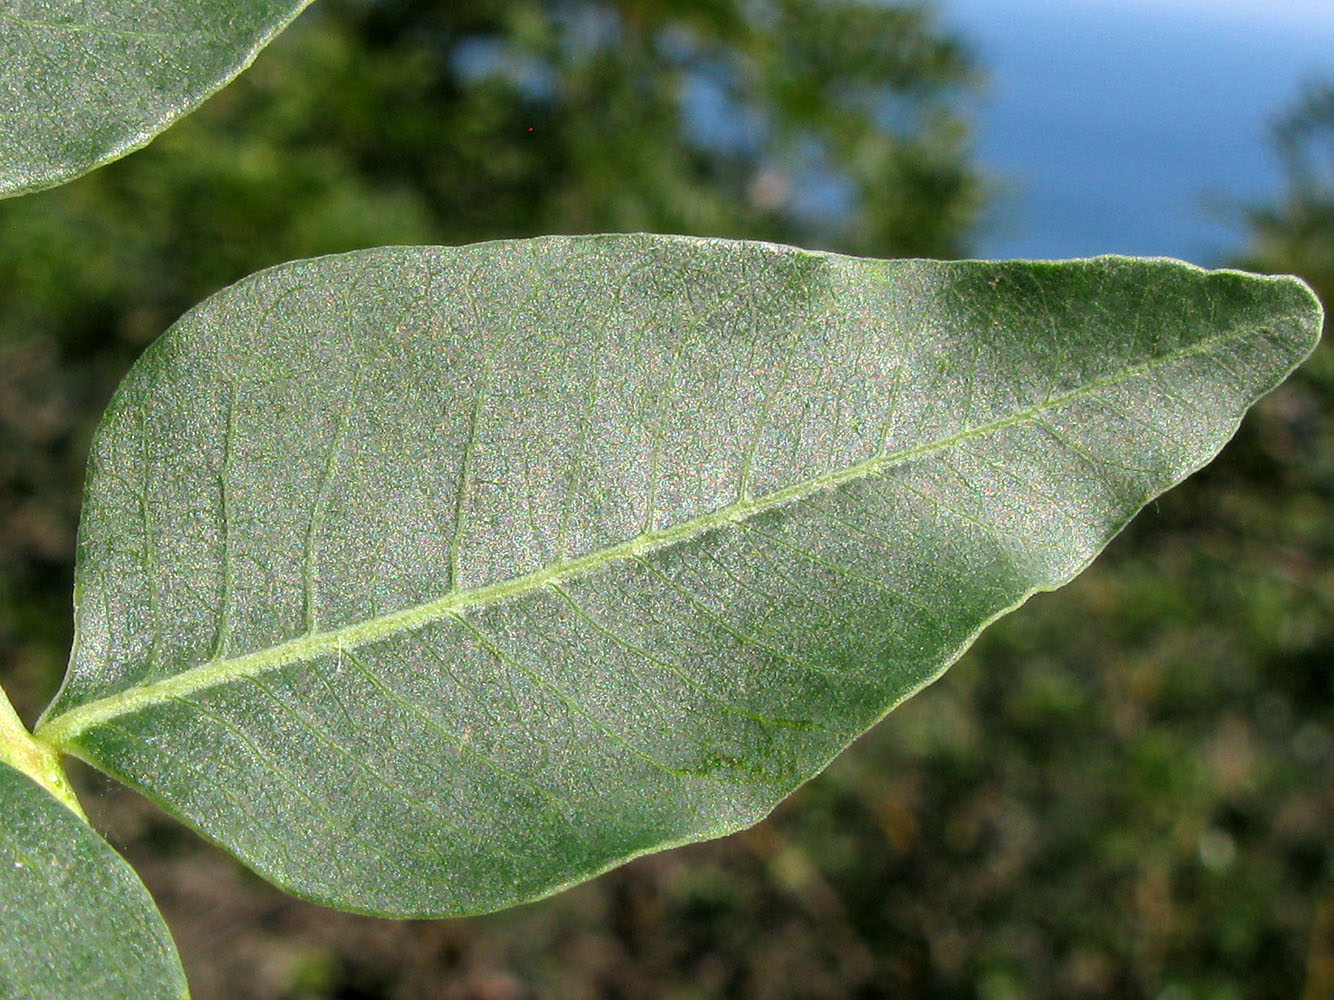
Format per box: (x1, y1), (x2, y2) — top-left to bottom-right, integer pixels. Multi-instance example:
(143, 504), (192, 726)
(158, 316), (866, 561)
(0, 761), (187, 999)
(0, 0), (313, 197)
(36, 235), (1322, 916)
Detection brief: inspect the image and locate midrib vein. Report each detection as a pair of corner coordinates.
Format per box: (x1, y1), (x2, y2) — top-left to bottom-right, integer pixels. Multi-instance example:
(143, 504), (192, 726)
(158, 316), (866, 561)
(36, 323), (1254, 747)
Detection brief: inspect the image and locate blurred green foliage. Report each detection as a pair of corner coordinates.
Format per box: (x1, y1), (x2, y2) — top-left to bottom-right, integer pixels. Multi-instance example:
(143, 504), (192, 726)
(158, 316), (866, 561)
(0, 3), (1329, 998)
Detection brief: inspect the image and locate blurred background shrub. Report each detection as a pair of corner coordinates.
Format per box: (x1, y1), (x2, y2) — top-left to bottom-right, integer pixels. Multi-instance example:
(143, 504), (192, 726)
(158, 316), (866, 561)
(0, 1), (1328, 997)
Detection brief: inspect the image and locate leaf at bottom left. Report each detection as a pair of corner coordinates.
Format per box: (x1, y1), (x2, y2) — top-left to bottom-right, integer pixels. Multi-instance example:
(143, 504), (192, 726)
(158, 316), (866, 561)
(0, 761), (187, 1000)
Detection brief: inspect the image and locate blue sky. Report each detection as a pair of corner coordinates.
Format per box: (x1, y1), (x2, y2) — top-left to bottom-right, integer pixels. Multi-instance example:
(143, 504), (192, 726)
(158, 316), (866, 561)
(1085, 0), (1334, 31)
(942, 0), (1334, 261)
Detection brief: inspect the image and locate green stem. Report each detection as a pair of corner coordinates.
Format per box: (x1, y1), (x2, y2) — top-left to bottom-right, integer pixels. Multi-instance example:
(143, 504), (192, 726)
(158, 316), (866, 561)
(0, 681), (86, 820)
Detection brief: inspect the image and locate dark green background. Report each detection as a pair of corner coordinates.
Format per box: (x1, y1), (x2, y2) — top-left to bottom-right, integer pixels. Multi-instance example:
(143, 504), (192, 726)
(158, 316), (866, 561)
(0, 2), (1329, 997)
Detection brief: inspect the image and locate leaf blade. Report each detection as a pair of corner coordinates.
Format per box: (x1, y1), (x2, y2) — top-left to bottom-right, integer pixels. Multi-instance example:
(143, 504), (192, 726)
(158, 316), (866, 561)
(38, 236), (1323, 915)
(0, 0), (313, 198)
(0, 762), (188, 999)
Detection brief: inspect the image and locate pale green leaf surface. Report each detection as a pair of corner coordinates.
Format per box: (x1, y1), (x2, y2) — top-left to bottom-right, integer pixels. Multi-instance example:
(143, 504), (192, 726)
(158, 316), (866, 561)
(0, 761), (188, 999)
(36, 235), (1322, 916)
(0, 0), (313, 198)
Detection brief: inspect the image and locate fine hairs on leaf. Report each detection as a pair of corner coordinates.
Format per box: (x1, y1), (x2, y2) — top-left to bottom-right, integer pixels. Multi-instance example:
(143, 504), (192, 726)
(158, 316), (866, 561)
(0, 3), (1325, 999)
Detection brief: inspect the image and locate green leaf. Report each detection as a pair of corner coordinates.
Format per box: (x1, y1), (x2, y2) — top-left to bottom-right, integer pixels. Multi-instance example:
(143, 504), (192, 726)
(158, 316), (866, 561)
(0, 761), (188, 999)
(0, 0), (313, 198)
(35, 235), (1322, 916)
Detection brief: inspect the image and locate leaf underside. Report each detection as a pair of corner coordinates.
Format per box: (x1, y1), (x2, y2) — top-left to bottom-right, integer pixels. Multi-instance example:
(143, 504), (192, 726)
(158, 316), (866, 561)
(36, 235), (1321, 916)
(0, 0), (312, 198)
(0, 762), (187, 1000)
